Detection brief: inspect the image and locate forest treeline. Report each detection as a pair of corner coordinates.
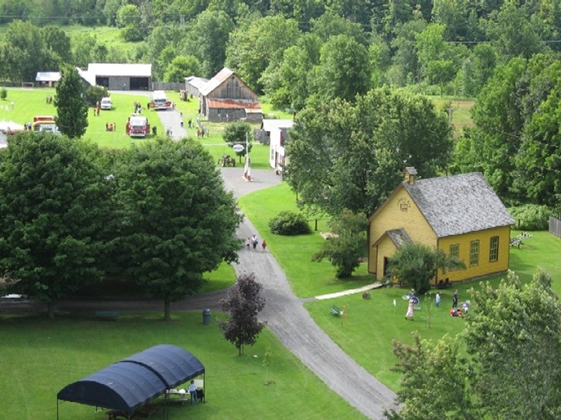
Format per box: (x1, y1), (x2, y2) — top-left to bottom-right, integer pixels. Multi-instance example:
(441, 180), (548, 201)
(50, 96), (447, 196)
(1, 0), (561, 215)
(1, 0), (560, 102)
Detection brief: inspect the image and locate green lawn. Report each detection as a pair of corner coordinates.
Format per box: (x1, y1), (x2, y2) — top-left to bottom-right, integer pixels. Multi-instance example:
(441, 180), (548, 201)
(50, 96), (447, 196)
(0, 312), (362, 420)
(0, 88), (167, 148)
(238, 183), (385, 298)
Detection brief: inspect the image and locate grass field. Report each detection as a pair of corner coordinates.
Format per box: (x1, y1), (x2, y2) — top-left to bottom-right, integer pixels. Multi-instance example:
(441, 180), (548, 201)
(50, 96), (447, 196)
(0, 312), (363, 420)
(0, 88), (167, 148)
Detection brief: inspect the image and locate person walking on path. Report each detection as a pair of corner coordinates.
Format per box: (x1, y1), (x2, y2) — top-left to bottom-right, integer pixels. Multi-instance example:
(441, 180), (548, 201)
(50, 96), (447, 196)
(405, 289), (415, 320)
(188, 380), (198, 405)
(245, 237), (251, 250)
(452, 289), (459, 308)
(252, 234), (258, 250)
(261, 239), (267, 251)
(435, 292), (441, 308)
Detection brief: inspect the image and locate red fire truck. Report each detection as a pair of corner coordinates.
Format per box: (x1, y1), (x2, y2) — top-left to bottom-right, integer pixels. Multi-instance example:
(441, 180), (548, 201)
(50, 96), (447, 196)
(126, 114), (150, 138)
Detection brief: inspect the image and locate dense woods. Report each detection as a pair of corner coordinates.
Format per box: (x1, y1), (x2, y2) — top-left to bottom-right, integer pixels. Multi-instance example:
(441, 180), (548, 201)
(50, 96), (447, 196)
(1, 0), (560, 213)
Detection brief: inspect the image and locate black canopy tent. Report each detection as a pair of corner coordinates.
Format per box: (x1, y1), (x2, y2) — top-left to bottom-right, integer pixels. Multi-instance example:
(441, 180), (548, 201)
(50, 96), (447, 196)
(57, 344), (205, 419)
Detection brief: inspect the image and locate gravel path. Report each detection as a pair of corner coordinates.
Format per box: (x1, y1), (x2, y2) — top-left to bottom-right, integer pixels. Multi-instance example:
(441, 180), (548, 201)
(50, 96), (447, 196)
(0, 100), (398, 419)
(219, 167), (397, 419)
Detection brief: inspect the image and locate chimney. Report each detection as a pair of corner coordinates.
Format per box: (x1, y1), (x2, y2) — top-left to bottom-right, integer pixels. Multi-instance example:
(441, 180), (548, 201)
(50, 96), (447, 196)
(403, 167), (417, 184)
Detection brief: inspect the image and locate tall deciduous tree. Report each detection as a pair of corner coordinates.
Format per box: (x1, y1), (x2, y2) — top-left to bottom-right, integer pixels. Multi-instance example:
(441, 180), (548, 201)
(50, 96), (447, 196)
(163, 55), (202, 82)
(218, 273), (266, 355)
(184, 10), (234, 78)
(386, 269), (561, 419)
(285, 88), (453, 216)
(311, 209), (366, 278)
(0, 132), (108, 319)
(226, 15), (301, 93)
(309, 34), (371, 104)
(55, 64), (88, 139)
(387, 242), (466, 294)
(112, 138), (242, 321)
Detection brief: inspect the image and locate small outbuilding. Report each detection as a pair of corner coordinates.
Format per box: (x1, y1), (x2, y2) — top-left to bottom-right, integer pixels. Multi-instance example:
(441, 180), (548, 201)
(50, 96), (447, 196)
(35, 72), (61, 87)
(57, 344), (205, 419)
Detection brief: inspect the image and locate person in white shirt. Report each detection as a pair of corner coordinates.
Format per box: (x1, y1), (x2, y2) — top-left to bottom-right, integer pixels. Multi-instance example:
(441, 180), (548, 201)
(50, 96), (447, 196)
(188, 380), (198, 405)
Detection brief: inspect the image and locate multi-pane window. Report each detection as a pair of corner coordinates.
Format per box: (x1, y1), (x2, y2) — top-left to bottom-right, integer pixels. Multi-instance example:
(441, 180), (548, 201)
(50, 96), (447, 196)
(470, 240), (480, 267)
(449, 244), (459, 259)
(489, 236), (499, 262)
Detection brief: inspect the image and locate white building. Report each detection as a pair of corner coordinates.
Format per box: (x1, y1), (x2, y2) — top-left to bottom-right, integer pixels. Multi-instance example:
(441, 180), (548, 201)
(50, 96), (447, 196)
(263, 119), (294, 172)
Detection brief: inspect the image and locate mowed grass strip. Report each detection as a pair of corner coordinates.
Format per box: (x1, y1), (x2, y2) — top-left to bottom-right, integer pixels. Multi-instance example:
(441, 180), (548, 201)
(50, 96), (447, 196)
(0, 312), (363, 420)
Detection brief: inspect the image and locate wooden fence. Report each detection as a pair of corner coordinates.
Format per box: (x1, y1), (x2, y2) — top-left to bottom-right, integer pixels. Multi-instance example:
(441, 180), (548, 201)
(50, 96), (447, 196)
(151, 82), (184, 91)
(549, 216), (561, 239)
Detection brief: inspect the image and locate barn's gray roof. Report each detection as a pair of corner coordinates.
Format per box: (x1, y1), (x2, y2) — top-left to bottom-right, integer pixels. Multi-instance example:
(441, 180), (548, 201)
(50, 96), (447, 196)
(200, 67), (234, 96)
(185, 76), (209, 91)
(403, 172), (514, 238)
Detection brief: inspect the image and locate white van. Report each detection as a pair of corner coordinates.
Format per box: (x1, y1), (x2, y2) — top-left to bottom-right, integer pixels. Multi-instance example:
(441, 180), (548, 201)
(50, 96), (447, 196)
(100, 97), (112, 110)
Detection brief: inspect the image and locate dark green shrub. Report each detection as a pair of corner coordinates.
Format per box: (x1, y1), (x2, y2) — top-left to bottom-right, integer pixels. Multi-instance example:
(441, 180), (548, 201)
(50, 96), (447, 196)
(0, 88), (7, 100)
(509, 204), (554, 231)
(269, 211), (311, 235)
(85, 85), (109, 106)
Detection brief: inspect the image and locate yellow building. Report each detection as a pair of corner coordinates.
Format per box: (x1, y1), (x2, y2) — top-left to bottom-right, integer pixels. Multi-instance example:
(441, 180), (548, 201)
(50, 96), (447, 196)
(368, 168), (514, 285)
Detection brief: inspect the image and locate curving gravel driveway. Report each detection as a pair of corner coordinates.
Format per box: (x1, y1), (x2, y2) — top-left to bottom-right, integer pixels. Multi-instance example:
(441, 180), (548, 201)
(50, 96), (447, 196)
(219, 167), (397, 419)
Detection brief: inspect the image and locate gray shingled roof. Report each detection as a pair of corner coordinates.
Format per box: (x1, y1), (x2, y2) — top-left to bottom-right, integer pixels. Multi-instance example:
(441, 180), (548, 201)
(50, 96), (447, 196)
(200, 67), (234, 97)
(386, 228), (413, 249)
(403, 172), (514, 238)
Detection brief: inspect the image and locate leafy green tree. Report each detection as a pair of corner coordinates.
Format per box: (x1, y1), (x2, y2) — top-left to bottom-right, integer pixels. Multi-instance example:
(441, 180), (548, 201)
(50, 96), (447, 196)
(0, 20), (52, 81)
(386, 269), (561, 419)
(0, 88), (7, 100)
(72, 32), (98, 68)
(311, 209), (366, 278)
(262, 33), (322, 110)
(309, 34), (371, 104)
(286, 88), (453, 216)
(226, 15), (301, 93)
(85, 85), (109, 106)
(42, 26), (73, 64)
(112, 138), (242, 321)
(385, 333), (476, 420)
(415, 23), (468, 92)
(310, 10), (368, 46)
(184, 10), (234, 78)
(116, 4), (144, 41)
(218, 273), (266, 355)
(387, 242), (466, 294)
(55, 64), (88, 139)
(464, 269), (561, 419)
(222, 121), (252, 161)
(387, 17), (427, 86)
(163, 55), (202, 82)
(485, 0), (548, 62)
(0, 132), (108, 319)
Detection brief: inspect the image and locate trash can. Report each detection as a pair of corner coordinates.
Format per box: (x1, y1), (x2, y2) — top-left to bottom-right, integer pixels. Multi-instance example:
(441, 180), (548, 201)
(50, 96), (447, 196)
(152, 126), (157, 136)
(203, 308), (211, 325)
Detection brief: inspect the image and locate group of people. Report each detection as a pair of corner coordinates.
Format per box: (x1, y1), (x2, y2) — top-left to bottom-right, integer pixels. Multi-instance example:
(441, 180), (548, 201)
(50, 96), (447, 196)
(246, 234), (266, 251)
(405, 288), (464, 320)
(133, 101), (143, 113)
(45, 96), (53, 104)
(105, 122), (116, 132)
(92, 102), (101, 116)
